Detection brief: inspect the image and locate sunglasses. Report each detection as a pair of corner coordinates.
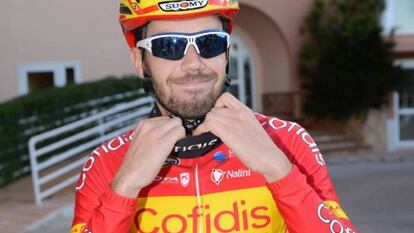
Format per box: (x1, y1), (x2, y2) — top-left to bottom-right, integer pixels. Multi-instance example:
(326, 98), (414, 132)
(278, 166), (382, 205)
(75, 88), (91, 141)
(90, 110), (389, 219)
(136, 30), (230, 61)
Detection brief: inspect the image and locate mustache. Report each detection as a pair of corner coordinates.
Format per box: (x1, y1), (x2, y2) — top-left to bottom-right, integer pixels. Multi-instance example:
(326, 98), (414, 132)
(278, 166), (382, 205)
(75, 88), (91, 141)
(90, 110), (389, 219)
(168, 72), (217, 84)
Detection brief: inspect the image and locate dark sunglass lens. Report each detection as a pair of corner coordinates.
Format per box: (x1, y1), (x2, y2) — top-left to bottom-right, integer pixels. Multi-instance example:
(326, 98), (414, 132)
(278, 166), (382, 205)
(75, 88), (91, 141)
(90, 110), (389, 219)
(151, 37), (187, 60)
(196, 34), (228, 58)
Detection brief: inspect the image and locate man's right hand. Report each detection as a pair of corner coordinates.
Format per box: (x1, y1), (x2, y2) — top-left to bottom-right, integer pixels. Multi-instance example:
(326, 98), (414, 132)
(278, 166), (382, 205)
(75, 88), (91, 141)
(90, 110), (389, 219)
(111, 116), (185, 198)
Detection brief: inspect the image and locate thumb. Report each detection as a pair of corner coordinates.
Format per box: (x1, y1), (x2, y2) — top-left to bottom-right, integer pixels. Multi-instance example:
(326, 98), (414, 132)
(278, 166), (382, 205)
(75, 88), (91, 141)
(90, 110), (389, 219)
(193, 122), (209, 136)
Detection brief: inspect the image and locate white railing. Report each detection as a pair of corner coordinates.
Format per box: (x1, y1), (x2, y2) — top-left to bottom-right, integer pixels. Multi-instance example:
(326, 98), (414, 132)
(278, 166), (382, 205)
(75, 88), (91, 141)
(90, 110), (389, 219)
(0, 89), (145, 186)
(21, 89), (144, 136)
(28, 95), (153, 206)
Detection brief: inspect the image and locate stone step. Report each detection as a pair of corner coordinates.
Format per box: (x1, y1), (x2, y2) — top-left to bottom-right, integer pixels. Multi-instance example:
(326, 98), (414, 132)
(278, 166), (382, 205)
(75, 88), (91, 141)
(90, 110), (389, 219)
(317, 139), (358, 150)
(308, 130), (371, 156)
(310, 132), (348, 144)
(321, 144), (372, 156)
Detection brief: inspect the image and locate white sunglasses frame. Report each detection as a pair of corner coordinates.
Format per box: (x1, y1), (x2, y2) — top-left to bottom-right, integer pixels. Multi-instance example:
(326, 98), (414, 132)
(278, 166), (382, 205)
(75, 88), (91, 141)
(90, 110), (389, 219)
(136, 30), (231, 57)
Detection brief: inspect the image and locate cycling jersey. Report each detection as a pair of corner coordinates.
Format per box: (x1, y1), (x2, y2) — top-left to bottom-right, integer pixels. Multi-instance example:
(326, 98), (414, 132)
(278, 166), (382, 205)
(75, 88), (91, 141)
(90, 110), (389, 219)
(71, 113), (358, 233)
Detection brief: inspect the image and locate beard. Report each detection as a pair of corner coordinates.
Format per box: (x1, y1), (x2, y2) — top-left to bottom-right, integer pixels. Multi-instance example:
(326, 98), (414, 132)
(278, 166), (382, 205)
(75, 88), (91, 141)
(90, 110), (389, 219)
(152, 71), (225, 119)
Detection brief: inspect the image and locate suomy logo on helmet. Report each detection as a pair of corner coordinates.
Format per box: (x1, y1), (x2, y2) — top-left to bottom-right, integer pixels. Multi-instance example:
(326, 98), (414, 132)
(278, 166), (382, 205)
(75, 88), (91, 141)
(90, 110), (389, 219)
(159, 0), (209, 12)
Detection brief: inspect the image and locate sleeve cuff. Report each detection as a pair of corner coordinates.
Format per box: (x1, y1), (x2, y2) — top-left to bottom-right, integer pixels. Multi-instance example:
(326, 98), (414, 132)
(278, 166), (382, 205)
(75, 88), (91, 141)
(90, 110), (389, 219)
(100, 186), (138, 211)
(266, 165), (306, 193)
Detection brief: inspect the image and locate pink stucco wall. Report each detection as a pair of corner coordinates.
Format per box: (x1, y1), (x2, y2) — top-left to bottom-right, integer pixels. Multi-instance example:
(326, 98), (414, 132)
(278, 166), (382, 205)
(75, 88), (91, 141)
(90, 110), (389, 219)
(239, 0), (314, 90)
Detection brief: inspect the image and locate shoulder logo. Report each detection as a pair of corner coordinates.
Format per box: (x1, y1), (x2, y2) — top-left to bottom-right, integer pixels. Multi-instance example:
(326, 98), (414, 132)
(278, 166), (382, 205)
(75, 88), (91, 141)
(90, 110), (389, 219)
(228, 149), (236, 159)
(213, 151), (227, 163)
(159, 0), (209, 12)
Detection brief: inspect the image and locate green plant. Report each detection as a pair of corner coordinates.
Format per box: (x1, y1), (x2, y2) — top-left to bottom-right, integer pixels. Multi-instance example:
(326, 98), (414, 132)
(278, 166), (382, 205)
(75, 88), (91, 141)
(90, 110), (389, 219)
(0, 75), (146, 187)
(299, 0), (405, 120)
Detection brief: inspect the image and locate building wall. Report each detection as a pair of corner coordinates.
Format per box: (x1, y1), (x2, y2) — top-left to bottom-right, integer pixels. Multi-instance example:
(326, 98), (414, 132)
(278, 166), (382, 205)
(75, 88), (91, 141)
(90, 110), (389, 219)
(1, 1), (412, 151)
(0, 1), (134, 102)
(3, 0), (408, 113)
(394, 35), (414, 53)
(239, 0), (314, 91)
(0, 0), (313, 107)
(234, 5), (290, 112)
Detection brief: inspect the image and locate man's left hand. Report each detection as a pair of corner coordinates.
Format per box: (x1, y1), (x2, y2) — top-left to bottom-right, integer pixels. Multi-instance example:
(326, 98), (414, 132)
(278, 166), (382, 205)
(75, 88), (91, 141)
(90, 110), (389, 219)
(194, 93), (292, 183)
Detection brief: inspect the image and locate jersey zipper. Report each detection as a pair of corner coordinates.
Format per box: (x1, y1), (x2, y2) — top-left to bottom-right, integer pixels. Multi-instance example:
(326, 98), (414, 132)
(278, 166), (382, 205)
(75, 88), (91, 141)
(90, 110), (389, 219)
(194, 162), (203, 233)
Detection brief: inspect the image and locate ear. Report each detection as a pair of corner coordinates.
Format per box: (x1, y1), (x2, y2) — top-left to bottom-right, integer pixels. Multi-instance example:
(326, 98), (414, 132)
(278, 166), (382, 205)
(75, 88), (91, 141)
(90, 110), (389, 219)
(130, 47), (145, 79)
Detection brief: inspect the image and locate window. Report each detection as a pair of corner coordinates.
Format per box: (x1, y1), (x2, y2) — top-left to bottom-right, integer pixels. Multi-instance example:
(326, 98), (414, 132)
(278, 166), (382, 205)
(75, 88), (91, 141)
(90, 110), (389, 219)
(394, 59), (414, 145)
(383, 0), (414, 35)
(228, 34), (256, 110)
(399, 67), (414, 141)
(66, 67), (75, 84)
(18, 61), (81, 94)
(28, 72), (54, 92)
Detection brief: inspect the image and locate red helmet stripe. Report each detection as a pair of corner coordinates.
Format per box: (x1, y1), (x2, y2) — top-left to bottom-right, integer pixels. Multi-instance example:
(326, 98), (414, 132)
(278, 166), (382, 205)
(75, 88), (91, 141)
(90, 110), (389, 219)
(210, 0), (228, 7)
(137, 5), (160, 15)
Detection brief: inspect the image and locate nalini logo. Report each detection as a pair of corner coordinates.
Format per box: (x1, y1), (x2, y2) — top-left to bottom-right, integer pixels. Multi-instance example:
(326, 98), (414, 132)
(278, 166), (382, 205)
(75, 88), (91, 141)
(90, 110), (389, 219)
(211, 169), (225, 185)
(159, 0), (209, 12)
(211, 168), (252, 186)
(180, 172), (190, 187)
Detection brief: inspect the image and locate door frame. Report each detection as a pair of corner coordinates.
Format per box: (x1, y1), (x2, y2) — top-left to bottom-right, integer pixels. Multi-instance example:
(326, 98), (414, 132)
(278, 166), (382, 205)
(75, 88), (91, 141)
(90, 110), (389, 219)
(18, 60), (81, 95)
(229, 33), (256, 110)
(389, 59), (414, 150)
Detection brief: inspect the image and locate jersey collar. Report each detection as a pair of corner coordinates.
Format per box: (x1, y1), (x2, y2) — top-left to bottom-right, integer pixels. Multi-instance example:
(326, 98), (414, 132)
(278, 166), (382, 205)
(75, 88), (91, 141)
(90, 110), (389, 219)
(149, 104), (222, 158)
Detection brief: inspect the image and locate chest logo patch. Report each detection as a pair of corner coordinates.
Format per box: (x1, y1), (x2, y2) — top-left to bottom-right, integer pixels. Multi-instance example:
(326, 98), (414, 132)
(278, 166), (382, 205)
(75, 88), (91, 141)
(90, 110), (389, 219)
(180, 172), (190, 187)
(211, 169), (225, 185)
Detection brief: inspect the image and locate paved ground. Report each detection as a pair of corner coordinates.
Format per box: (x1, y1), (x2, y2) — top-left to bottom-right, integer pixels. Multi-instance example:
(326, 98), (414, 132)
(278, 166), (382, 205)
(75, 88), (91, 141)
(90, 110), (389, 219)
(3, 152), (414, 233)
(0, 174), (75, 233)
(328, 159), (414, 233)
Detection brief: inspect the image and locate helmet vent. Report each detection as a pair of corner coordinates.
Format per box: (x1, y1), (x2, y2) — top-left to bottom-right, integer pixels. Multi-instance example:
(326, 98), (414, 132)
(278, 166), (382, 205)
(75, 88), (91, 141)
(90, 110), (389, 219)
(119, 4), (132, 15)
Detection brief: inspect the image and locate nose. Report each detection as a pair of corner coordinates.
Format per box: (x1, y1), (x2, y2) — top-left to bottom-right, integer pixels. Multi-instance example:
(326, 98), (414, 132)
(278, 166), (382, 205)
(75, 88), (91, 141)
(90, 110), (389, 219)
(181, 44), (206, 73)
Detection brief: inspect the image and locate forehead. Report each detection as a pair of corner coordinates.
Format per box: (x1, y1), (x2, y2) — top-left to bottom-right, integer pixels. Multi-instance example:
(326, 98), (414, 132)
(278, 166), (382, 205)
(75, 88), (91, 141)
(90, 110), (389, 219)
(146, 15), (222, 37)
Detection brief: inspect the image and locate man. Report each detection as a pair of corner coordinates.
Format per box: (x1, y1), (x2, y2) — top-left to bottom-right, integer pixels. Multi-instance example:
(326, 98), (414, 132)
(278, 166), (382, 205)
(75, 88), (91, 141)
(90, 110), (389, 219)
(71, 1), (358, 233)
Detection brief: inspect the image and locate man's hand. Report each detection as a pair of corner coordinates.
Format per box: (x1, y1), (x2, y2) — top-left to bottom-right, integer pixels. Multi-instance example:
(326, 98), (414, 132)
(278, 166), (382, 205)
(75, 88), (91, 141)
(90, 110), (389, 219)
(111, 117), (185, 198)
(194, 93), (292, 183)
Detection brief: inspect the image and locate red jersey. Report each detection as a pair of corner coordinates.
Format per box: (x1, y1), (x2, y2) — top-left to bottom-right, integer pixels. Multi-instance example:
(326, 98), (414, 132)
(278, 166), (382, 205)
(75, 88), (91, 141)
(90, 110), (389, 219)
(71, 114), (358, 233)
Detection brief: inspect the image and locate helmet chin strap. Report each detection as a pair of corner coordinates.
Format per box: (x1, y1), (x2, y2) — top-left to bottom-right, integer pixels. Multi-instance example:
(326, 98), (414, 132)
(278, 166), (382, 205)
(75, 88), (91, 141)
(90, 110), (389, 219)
(143, 74), (231, 135)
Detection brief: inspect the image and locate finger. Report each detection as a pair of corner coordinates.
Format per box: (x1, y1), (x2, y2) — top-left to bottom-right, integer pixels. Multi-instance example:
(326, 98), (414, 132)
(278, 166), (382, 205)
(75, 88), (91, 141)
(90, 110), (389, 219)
(210, 107), (236, 119)
(151, 117), (183, 138)
(199, 112), (231, 138)
(193, 122), (210, 135)
(192, 108), (233, 135)
(215, 93), (250, 112)
(134, 116), (171, 133)
(164, 123), (186, 142)
(158, 124), (186, 153)
(214, 93), (238, 108)
(131, 117), (178, 143)
(210, 107), (257, 126)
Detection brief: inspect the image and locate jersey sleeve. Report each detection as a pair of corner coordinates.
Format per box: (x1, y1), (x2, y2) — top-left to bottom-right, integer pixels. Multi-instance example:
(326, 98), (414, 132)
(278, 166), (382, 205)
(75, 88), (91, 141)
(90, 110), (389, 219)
(259, 115), (358, 233)
(71, 135), (137, 233)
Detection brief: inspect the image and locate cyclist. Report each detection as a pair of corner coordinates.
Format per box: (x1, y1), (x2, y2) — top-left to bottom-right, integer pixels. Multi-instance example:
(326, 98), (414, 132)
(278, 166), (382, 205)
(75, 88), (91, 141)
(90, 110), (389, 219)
(71, 1), (358, 232)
